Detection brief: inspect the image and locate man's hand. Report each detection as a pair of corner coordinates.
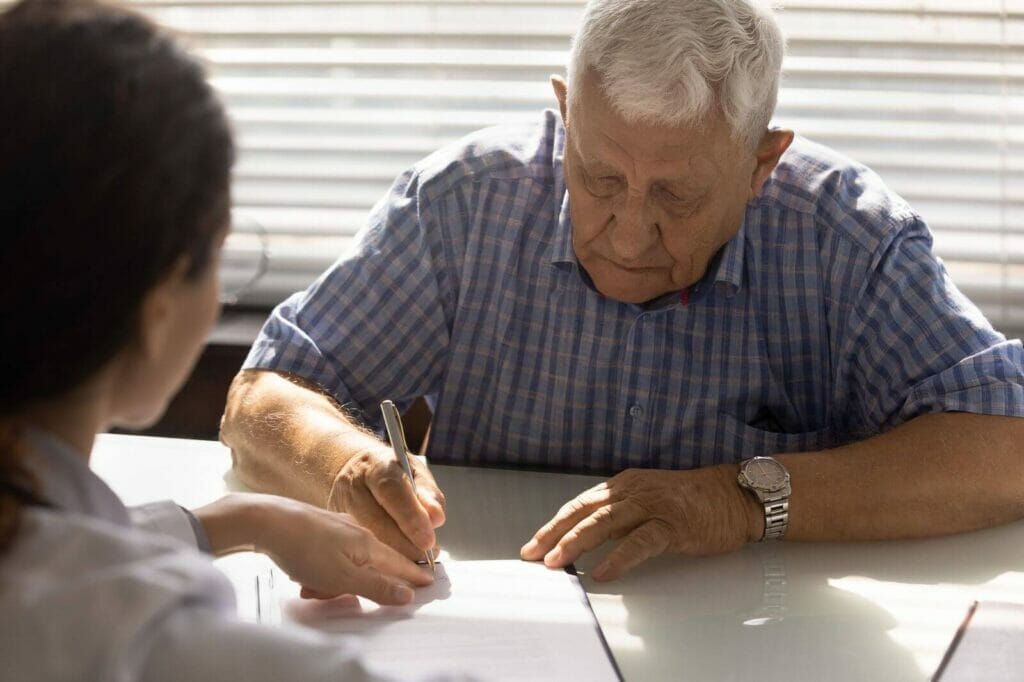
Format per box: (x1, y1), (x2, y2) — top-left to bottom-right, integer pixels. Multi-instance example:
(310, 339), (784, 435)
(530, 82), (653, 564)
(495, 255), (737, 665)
(520, 466), (762, 581)
(328, 446), (446, 561)
(194, 493), (434, 605)
(221, 370), (447, 562)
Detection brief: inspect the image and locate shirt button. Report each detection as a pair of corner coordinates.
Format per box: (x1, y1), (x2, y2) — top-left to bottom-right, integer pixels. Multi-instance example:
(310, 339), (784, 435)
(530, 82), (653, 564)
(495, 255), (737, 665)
(629, 404), (643, 419)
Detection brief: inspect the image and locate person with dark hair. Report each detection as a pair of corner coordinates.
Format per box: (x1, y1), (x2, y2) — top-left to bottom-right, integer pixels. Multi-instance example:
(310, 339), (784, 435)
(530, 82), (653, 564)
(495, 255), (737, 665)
(0, 1), (438, 679)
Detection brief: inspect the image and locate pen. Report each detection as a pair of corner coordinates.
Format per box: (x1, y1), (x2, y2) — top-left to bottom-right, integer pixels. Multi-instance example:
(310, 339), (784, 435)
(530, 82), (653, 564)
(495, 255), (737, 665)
(380, 400), (436, 574)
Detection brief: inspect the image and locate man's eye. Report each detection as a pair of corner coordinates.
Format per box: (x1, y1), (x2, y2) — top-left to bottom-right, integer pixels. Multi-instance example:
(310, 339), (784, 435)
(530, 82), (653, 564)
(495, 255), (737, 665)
(660, 187), (703, 211)
(660, 187), (685, 202)
(584, 173), (621, 196)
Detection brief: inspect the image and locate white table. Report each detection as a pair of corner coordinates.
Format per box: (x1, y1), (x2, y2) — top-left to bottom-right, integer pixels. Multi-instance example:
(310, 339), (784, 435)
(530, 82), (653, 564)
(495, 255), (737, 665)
(92, 433), (1024, 681)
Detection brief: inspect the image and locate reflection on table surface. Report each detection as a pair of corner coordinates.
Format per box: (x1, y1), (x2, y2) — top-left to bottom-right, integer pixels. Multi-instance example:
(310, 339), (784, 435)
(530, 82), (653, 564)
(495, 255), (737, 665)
(431, 462), (1024, 681)
(93, 434), (1024, 681)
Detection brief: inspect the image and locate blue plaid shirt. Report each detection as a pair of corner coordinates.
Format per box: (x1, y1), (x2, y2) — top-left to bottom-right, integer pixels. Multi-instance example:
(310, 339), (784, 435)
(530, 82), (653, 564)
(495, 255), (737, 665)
(244, 110), (1024, 473)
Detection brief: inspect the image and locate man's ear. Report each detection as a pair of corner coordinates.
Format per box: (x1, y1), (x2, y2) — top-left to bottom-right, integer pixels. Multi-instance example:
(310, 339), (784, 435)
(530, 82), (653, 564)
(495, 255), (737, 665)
(135, 256), (191, 363)
(551, 75), (569, 129)
(748, 128), (794, 200)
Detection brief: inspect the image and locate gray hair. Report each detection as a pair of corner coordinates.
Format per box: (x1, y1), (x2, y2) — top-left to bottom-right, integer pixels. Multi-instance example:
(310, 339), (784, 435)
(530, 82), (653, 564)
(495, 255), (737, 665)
(568, 0), (785, 149)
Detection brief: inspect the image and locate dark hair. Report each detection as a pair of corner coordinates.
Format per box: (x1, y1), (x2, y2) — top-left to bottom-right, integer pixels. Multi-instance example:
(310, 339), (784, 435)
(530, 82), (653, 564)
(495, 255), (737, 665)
(0, 0), (235, 549)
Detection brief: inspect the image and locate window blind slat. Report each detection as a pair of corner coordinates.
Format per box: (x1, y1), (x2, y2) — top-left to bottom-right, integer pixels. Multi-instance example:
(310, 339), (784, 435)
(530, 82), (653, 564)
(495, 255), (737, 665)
(3, 0), (1019, 337)
(203, 2), (1024, 339)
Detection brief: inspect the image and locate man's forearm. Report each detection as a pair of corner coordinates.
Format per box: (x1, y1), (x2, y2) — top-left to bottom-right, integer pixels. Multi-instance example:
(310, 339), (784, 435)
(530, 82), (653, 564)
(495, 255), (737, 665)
(779, 412), (1024, 542)
(220, 369), (385, 508)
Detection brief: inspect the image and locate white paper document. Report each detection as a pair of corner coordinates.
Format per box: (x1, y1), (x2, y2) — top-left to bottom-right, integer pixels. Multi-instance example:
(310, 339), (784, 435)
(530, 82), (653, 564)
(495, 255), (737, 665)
(935, 601), (1024, 681)
(219, 555), (621, 681)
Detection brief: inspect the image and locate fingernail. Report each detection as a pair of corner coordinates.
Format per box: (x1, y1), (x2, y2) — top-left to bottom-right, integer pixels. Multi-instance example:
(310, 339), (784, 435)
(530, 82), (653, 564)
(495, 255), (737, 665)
(521, 539), (538, 555)
(544, 547), (563, 565)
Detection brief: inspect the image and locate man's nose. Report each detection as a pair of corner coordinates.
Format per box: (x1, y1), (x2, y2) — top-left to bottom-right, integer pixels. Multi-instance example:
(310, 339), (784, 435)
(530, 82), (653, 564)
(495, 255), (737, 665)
(611, 191), (659, 263)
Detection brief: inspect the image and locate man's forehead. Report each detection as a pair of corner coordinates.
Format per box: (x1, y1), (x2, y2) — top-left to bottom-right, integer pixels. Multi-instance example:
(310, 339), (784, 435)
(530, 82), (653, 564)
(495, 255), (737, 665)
(569, 71), (733, 177)
(577, 134), (719, 185)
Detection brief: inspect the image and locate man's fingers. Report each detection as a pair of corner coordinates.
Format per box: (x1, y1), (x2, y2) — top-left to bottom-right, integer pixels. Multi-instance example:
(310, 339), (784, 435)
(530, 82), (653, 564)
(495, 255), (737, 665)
(348, 484), (430, 561)
(419, 489), (446, 528)
(368, 463), (437, 551)
(520, 484), (612, 560)
(411, 460), (447, 527)
(591, 519), (672, 582)
(542, 500), (641, 567)
(368, 537), (435, 587)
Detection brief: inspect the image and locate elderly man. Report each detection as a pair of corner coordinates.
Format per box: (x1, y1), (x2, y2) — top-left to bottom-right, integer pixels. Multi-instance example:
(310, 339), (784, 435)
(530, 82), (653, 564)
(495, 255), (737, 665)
(222, 0), (1024, 581)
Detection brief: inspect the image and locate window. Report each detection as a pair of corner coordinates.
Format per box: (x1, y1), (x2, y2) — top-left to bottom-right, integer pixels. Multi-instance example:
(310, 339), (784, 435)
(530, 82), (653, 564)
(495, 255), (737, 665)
(774, 1), (1024, 338)
(141, 0), (583, 308)
(8, 0), (1024, 339)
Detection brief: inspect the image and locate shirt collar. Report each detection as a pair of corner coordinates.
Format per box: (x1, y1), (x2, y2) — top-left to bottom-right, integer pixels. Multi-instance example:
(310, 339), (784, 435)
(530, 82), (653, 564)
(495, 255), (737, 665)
(23, 427), (131, 527)
(549, 190), (579, 267)
(548, 119), (579, 268)
(705, 219), (746, 297)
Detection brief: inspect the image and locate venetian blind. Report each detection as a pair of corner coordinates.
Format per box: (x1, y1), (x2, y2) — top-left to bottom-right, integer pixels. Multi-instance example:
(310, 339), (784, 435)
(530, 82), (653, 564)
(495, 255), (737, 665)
(10, 0), (1024, 339)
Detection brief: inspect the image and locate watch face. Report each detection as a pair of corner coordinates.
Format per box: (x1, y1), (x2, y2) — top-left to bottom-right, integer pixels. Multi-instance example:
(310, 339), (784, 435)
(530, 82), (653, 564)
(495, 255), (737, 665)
(743, 457), (787, 491)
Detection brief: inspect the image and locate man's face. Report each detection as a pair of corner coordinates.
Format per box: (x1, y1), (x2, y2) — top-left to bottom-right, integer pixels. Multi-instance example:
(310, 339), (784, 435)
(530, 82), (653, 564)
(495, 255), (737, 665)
(559, 75), (758, 304)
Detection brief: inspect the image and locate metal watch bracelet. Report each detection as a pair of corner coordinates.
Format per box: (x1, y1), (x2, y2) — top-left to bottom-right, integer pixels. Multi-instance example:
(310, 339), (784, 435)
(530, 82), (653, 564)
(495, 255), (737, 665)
(762, 497), (789, 541)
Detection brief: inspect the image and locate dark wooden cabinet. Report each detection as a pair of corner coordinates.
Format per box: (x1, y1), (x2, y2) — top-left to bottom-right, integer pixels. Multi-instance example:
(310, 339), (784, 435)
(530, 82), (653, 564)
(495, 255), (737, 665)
(127, 343), (249, 440)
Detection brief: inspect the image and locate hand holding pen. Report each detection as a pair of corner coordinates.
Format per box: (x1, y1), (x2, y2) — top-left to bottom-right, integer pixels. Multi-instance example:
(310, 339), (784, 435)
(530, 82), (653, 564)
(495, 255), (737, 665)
(381, 400), (438, 572)
(325, 404), (446, 563)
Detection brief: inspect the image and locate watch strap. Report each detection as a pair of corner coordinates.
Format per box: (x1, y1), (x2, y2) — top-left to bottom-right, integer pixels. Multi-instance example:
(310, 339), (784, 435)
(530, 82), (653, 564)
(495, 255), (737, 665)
(762, 496), (789, 541)
(738, 457), (791, 542)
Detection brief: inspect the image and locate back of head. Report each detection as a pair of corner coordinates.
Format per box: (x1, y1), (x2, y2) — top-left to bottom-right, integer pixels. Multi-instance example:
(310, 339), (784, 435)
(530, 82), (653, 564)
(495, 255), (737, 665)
(0, 0), (234, 547)
(569, 0), (785, 148)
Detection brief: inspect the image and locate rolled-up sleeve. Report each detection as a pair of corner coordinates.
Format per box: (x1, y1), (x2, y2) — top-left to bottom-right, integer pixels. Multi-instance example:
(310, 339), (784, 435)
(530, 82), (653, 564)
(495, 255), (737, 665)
(243, 167), (457, 431)
(838, 215), (1024, 432)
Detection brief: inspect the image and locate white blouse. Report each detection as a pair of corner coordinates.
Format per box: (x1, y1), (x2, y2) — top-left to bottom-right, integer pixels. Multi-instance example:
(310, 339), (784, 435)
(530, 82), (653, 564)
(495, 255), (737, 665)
(0, 430), (447, 682)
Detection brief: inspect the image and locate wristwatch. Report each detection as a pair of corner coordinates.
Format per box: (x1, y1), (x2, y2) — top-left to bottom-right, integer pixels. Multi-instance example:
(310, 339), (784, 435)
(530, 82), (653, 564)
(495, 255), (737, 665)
(737, 456), (791, 541)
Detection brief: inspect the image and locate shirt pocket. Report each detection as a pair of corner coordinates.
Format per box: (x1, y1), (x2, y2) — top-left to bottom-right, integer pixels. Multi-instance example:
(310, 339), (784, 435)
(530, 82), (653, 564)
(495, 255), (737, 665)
(717, 412), (836, 461)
